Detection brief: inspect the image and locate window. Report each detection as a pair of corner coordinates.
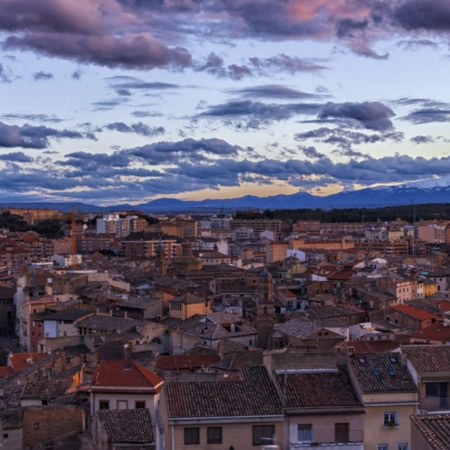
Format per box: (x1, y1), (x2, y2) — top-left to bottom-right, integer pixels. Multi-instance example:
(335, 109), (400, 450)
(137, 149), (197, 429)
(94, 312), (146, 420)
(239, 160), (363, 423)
(383, 411), (398, 427)
(398, 444), (408, 450)
(297, 424), (312, 443)
(335, 423), (349, 443)
(184, 427), (200, 445)
(253, 425), (275, 446)
(3, 433), (8, 439)
(99, 400), (109, 410)
(207, 427), (222, 444)
(378, 445), (389, 450)
(135, 401), (146, 409)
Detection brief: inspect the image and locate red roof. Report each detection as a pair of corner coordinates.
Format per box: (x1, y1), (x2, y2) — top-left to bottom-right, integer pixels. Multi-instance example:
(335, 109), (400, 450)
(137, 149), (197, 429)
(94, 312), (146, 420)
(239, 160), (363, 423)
(392, 304), (440, 321)
(91, 360), (164, 393)
(431, 300), (450, 313)
(411, 322), (450, 341)
(156, 354), (220, 370)
(9, 352), (49, 372)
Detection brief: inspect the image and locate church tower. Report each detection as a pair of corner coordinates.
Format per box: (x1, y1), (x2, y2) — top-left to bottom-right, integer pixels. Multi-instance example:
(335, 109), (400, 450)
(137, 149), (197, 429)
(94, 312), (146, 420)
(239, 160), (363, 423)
(154, 236), (167, 276)
(255, 267), (274, 349)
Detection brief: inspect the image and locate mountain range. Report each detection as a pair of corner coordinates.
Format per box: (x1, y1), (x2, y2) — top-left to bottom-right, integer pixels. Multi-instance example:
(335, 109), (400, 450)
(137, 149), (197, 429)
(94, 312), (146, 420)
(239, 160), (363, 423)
(2, 178), (450, 214)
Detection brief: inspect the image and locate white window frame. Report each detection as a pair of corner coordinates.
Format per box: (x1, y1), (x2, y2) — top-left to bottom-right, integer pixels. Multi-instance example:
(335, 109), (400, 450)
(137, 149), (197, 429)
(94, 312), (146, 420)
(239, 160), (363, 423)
(383, 411), (398, 428)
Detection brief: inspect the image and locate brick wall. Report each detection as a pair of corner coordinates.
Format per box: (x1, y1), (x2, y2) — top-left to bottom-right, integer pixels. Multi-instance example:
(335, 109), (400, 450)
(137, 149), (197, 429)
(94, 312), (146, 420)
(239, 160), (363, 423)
(23, 406), (85, 448)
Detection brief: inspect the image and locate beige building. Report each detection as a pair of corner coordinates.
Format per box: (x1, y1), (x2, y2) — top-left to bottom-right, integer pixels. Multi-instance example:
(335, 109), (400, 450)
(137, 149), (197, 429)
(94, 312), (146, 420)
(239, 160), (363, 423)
(347, 352), (418, 450)
(161, 366), (284, 450)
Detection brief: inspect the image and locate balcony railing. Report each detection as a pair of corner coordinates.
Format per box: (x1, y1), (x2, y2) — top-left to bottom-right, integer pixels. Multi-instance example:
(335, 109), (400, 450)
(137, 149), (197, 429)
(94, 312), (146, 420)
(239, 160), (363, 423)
(290, 443), (364, 450)
(421, 396), (450, 412)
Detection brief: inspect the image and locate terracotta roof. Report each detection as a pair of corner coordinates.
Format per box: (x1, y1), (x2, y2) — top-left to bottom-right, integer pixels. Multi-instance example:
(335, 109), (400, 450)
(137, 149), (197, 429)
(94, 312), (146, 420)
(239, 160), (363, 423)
(276, 368), (362, 409)
(21, 378), (73, 400)
(274, 319), (324, 339)
(165, 366), (282, 419)
(411, 414), (450, 450)
(343, 340), (402, 354)
(97, 408), (154, 444)
(9, 352), (49, 372)
(404, 345), (450, 373)
(348, 352), (416, 393)
(156, 354), (220, 370)
(392, 304), (440, 321)
(91, 360), (164, 393)
(411, 323), (450, 342)
(0, 366), (13, 379)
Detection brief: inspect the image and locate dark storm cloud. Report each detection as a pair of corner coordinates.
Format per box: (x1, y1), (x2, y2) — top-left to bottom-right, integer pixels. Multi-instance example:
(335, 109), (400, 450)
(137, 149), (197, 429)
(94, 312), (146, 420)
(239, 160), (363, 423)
(0, 121), (90, 149)
(33, 71), (53, 81)
(318, 102), (395, 131)
(104, 122), (165, 137)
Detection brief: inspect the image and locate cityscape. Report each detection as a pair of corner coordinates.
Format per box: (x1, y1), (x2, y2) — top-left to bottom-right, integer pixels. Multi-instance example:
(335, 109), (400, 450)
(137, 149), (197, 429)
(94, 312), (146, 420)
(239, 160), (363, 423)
(0, 206), (447, 448)
(2, 0), (450, 449)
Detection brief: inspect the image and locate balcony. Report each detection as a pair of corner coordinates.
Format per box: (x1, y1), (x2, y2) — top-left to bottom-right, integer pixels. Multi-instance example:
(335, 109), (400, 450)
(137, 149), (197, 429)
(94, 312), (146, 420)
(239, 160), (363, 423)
(421, 396), (450, 413)
(290, 443), (363, 450)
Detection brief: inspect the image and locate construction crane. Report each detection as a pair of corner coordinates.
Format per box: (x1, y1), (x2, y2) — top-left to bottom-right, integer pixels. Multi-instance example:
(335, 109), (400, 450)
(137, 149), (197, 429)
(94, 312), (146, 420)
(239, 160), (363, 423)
(71, 206), (77, 270)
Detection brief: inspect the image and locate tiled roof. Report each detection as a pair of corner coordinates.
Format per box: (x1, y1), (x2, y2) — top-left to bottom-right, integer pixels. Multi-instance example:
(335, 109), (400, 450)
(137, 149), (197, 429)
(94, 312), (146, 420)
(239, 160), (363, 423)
(91, 360), (164, 392)
(165, 366), (282, 419)
(21, 378), (73, 400)
(411, 323), (450, 341)
(43, 307), (92, 322)
(276, 368), (362, 409)
(0, 409), (22, 429)
(75, 314), (145, 332)
(392, 304), (440, 321)
(342, 340), (402, 354)
(97, 408), (154, 444)
(411, 414), (450, 450)
(274, 319), (322, 339)
(9, 352), (49, 372)
(212, 350), (264, 372)
(348, 352), (416, 393)
(169, 314), (256, 339)
(404, 345), (450, 373)
(156, 354), (220, 370)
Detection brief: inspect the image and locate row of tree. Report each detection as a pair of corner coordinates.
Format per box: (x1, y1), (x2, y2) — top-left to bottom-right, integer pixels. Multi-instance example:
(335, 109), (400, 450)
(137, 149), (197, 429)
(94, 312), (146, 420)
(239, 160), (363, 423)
(234, 203), (450, 224)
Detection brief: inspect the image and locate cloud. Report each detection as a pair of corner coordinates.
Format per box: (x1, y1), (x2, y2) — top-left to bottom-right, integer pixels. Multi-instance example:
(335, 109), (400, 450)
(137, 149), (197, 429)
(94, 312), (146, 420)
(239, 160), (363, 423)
(199, 100), (321, 129)
(0, 121), (93, 149)
(0, 152), (34, 163)
(410, 135), (434, 144)
(393, 0), (450, 32)
(402, 108), (450, 124)
(295, 127), (403, 149)
(231, 84), (324, 100)
(104, 122), (165, 137)
(318, 101), (395, 131)
(0, 64), (11, 83)
(33, 71), (53, 81)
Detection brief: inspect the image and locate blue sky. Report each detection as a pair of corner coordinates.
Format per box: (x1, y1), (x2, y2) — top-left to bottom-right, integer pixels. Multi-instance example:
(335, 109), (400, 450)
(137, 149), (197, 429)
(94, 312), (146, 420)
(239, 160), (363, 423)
(1, 0), (450, 206)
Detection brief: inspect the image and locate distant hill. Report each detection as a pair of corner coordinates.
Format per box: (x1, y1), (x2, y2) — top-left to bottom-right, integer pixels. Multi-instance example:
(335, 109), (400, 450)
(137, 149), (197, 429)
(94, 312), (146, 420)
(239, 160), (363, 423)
(2, 178), (450, 213)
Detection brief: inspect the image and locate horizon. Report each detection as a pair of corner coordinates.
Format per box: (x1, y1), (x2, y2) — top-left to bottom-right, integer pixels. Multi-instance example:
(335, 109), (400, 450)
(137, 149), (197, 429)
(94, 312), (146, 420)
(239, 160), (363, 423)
(1, 1), (450, 206)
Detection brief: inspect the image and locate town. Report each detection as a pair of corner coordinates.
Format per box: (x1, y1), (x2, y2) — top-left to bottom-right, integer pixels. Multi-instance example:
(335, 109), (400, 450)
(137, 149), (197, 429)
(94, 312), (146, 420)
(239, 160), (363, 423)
(0, 206), (449, 450)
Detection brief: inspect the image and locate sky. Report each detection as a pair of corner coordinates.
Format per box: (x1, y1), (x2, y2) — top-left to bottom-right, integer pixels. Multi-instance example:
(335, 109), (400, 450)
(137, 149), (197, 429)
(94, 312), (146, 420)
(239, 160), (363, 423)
(1, 0), (450, 206)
